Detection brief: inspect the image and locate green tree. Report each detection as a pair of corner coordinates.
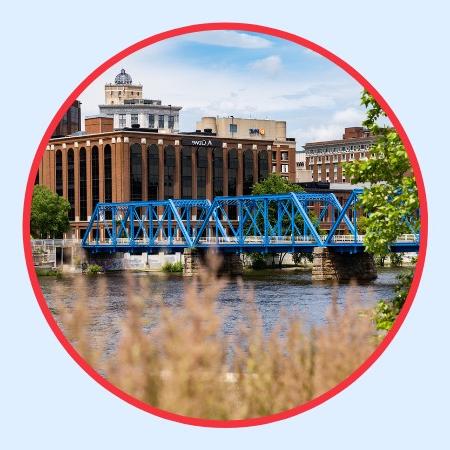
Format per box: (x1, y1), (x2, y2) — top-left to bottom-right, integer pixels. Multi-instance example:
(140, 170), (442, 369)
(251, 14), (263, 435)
(251, 174), (313, 268)
(251, 173), (303, 196)
(344, 91), (419, 256)
(31, 185), (70, 238)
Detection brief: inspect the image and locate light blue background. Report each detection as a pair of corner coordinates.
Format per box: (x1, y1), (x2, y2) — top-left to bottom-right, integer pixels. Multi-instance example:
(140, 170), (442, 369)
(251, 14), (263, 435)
(1, 1), (448, 448)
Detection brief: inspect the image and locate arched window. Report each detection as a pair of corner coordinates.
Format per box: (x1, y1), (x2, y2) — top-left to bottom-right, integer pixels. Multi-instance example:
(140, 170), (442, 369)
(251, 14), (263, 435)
(147, 144), (159, 200)
(258, 150), (269, 182)
(79, 147), (87, 221)
(181, 147), (192, 198)
(227, 148), (238, 219)
(67, 148), (75, 220)
(227, 149), (238, 196)
(197, 147), (207, 199)
(243, 149), (254, 195)
(164, 145), (175, 199)
(104, 145), (112, 203)
(213, 147), (223, 197)
(55, 150), (63, 196)
(91, 146), (99, 210)
(130, 143), (142, 201)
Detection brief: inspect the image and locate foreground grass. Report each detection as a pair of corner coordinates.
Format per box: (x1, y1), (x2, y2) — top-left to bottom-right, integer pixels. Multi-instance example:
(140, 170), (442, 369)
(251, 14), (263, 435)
(53, 255), (378, 420)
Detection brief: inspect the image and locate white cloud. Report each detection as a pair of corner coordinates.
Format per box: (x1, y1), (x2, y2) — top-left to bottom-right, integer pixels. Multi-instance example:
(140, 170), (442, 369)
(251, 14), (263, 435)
(183, 31), (272, 49)
(292, 107), (365, 144)
(248, 55), (282, 76)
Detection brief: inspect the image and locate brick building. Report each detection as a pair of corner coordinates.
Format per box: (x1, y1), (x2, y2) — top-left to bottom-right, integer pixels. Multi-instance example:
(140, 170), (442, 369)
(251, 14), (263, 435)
(37, 116), (296, 238)
(304, 127), (375, 183)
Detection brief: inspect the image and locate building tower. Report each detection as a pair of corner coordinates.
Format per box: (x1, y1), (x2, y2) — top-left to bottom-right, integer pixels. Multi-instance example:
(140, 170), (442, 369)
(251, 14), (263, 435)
(104, 69), (143, 105)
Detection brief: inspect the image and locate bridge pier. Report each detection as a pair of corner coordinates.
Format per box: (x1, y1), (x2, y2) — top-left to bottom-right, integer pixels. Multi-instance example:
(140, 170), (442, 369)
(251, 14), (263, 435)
(312, 247), (377, 282)
(183, 249), (243, 277)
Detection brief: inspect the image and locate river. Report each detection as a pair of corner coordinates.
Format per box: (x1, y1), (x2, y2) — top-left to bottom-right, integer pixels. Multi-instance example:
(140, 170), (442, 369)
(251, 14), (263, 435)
(38, 267), (405, 350)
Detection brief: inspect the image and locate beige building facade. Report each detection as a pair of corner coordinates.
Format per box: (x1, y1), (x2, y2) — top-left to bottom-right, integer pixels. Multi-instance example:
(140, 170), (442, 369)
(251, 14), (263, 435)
(196, 116), (288, 142)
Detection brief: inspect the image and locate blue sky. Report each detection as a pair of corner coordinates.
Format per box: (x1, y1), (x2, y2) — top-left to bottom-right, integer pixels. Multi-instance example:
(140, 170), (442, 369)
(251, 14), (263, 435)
(79, 30), (369, 147)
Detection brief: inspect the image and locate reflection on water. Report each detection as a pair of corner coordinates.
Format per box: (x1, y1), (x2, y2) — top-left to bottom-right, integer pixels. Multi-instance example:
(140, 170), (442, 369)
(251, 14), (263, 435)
(39, 267), (404, 353)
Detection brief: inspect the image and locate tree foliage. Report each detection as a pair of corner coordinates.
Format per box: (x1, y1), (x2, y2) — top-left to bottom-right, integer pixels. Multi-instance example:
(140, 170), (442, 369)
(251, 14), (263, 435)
(344, 91), (419, 256)
(31, 185), (70, 238)
(251, 173), (303, 196)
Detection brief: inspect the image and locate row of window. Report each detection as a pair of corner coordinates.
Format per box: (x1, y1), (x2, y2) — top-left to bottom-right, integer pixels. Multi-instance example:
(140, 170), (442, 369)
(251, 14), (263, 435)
(306, 143), (371, 155)
(130, 144), (269, 201)
(55, 146), (112, 221)
(118, 113), (175, 129)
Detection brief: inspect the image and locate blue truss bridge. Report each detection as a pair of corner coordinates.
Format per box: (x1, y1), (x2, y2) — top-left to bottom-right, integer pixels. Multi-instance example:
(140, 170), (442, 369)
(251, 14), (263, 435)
(81, 189), (420, 254)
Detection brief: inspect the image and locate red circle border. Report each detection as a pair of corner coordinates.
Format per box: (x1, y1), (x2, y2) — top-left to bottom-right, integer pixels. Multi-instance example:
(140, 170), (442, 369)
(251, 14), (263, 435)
(22, 22), (428, 428)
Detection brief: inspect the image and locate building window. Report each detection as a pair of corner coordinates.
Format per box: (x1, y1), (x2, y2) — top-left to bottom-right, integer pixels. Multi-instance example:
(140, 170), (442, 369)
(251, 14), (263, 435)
(147, 144), (159, 200)
(229, 123), (237, 134)
(281, 151), (288, 161)
(228, 148), (238, 196)
(258, 150), (269, 182)
(130, 143), (142, 201)
(158, 115), (165, 128)
(131, 114), (138, 125)
(118, 114), (126, 128)
(67, 149), (75, 221)
(197, 147), (207, 199)
(168, 115), (175, 129)
(272, 151), (276, 161)
(212, 148), (223, 197)
(79, 148), (87, 221)
(181, 147), (192, 198)
(104, 145), (112, 204)
(281, 164), (289, 174)
(272, 164), (277, 173)
(91, 146), (99, 211)
(243, 149), (253, 195)
(164, 145), (175, 199)
(55, 150), (63, 196)
(148, 114), (155, 128)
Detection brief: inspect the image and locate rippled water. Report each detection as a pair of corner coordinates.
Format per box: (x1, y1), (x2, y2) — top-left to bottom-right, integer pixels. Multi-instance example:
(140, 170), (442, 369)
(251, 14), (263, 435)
(39, 267), (404, 351)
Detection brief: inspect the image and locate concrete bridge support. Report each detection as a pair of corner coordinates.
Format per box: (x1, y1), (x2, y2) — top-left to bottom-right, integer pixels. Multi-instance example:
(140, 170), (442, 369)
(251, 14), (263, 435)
(312, 247), (377, 282)
(183, 249), (243, 277)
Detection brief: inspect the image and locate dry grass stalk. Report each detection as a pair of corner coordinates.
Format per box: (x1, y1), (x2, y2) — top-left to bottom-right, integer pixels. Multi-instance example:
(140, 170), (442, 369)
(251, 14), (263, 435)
(53, 254), (378, 420)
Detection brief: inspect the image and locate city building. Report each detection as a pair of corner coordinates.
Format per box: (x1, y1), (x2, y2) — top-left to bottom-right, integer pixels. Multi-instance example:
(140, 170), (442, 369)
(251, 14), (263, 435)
(99, 69), (182, 131)
(52, 100), (81, 137)
(196, 116), (296, 176)
(295, 151), (311, 182)
(303, 127), (375, 183)
(37, 116), (296, 238)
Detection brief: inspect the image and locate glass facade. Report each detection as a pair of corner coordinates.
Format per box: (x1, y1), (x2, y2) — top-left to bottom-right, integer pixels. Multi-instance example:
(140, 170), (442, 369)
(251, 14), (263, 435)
(258, 150), (269, 182)
(55, 150), (63, 196)
(130, 143), (142, 201)
(243, 149), (253, 195)
(91, 146), (99, 211)
(213, 147), (223, 197)
(67, 149), (75, 220)
(164, 145), (175, 198)
(79, 147), (87, 221)
(147, 144), (159, 200)
(181, 147), (192, 198)
(104, 145), (112, 203)
(197, 147), (207, 199)
(227, 148), (238, 219)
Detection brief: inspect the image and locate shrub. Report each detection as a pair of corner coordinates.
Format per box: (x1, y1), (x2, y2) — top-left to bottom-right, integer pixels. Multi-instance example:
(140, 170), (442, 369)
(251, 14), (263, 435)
(162, 261), (183, 273)
(86, 264), (103, 275)
(250, 253), (267, 270)
(389, 252), (403, 267)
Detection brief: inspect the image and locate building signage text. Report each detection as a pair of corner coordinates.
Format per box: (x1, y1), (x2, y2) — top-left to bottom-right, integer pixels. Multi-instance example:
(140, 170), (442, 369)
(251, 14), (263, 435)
(182, 139), (221, 147)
